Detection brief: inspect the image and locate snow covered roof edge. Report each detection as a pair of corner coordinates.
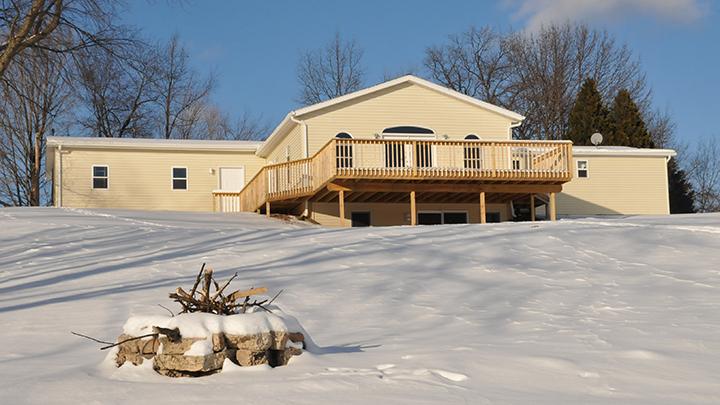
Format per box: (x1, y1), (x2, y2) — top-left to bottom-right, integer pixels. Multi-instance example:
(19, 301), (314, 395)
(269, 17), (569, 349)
(572, 146), (676, 158)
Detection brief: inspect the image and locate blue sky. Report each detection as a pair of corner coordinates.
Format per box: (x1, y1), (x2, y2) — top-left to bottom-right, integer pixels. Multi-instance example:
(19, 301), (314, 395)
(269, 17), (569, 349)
(125, 0), (719, 145)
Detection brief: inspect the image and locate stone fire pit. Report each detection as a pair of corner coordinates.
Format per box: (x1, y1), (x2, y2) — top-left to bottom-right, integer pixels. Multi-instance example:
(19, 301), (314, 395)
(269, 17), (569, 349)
(113, 310), (307, 377)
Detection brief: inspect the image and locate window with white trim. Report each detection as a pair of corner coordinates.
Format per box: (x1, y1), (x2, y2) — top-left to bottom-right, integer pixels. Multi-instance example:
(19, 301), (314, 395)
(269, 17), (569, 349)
(172, 167), (188, 190)
(463, 134), (482, 169)
(577, 160), (589, 178)
(92, 165), (108, 189)
(335, 132), (353, 168)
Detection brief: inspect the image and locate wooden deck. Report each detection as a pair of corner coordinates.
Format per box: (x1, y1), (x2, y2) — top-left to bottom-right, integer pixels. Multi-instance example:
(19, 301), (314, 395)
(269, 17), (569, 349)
(213, 138), (573, 214)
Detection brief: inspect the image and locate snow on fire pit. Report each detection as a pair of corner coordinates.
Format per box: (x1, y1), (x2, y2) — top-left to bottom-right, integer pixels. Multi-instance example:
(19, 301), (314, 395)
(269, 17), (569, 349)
(80, 264), (310, 377)
(114, 309), (307, 377)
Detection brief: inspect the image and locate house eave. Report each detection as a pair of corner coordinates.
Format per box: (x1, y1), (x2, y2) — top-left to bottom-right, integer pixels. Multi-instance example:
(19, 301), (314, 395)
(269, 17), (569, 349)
(46, 136), (262, 153)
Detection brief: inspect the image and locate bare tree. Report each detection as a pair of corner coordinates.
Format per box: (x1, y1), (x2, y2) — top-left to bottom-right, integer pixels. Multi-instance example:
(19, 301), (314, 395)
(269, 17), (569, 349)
(0, 0), (119, 79)
(155, 34), (214, 139)
(74, 41), (159, 138)
(646, 108), (677, 149)
(426, 23), (649, 140)
(297, 32), (364, 105)
(230, 110), (269, 140)
(688, 137), (720, 212)
(0, 48), (71, 206)
(507, 23), (649, 140)
(425, 26), (515, 107)
(174, 101), (268, 141)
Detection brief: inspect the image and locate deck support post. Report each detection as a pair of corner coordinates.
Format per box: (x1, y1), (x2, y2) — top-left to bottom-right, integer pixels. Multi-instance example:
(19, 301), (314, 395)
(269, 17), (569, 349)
(530, 194), (536, 222)
(338, 190), (345, 227)
(410, 191), (417, 226)
(305, 200), (313, 220)
(549, 192), (557, 221)
(479, 191), (486, 224)
(265, 201), (270, 217)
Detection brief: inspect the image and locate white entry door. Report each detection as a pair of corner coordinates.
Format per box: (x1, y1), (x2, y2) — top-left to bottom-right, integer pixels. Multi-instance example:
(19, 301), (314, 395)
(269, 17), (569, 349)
(219, 167), (245, 192)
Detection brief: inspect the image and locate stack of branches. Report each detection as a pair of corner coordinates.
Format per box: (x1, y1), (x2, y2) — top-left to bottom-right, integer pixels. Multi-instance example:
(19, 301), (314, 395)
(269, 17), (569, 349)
(168, 263), (281, 315)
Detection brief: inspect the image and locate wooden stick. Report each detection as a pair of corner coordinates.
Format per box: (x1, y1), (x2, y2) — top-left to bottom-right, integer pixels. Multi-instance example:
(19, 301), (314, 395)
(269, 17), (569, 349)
(188, 263), (206, 298)
(211, 272), (238, 301)
(228, 287), (268, 303)
(100, 333), (158, 350)
(71, 331), (113, 345)
(157, 304), (175, 317)
(202, 269), (213, 311)
(266, 289), (284, 306)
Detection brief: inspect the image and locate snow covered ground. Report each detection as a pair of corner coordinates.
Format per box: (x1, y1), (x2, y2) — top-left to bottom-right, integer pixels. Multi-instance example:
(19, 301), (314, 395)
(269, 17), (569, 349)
(1, 208), (719, 404)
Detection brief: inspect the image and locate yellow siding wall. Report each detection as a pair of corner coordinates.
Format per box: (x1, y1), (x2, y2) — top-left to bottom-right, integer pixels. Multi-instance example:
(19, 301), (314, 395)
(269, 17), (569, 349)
(58, 148), (266, 211)
(298, 82), (514, 156)
(310, 202), (510, 227)
(267, 124), (304, 163)
(557, 155), (670, 215)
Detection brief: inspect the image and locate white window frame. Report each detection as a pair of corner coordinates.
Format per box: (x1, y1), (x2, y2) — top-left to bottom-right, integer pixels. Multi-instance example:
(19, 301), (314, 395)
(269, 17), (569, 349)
(91, 165), (109, 190)
(576, 159), (589, 178)
(335, 131), (354, 169)
(171, 166), (188, 190)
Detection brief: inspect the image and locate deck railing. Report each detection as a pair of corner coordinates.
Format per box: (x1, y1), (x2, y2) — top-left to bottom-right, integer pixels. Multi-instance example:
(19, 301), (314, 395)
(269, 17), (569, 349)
(214, 138), (572, 212)
(334, 139), (573, 180)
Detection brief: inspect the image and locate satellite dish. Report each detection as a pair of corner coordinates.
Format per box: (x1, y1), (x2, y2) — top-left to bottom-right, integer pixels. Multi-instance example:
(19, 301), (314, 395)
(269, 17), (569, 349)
(590, 132), (603, 146)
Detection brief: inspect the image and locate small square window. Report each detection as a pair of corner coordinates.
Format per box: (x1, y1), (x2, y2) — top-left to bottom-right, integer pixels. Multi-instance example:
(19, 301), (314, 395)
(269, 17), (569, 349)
(172, 167), (188, 190)
(577, 160), (588, 178)
(92, 165), (108, 189)
(512, 159), (521, 170)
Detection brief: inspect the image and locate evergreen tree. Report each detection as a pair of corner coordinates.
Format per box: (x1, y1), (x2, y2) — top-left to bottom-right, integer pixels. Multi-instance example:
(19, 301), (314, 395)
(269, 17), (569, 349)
(608, 89), (654, 148)
(667, 159), (696, 213)
(567, 78), (608, 145)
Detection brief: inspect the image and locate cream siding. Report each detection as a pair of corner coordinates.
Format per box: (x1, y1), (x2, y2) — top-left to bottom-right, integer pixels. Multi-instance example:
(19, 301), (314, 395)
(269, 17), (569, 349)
(266, 124), (304, 163)
(310, 202), (510, 227)
(58, 148), (266, 211)
(299, 82), (515, 156)
(557, 155), (670, 216)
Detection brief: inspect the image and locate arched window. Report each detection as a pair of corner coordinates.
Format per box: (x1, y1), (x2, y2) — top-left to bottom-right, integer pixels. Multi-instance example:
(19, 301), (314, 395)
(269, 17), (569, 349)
(335, 132), (353, 168)
(382, 126), (434, 134)
(464, 135), (482, 169)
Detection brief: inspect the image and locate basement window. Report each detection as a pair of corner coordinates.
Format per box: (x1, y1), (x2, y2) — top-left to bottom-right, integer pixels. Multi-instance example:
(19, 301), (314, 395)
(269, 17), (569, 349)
(172, 167), (188, 190)
(577, 160), (589, 178)
(92, 165), (108, 189)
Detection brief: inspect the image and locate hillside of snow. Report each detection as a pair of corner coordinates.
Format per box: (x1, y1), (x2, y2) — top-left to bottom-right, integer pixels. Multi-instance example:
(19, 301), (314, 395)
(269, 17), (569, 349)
(1, 208), (719, 404)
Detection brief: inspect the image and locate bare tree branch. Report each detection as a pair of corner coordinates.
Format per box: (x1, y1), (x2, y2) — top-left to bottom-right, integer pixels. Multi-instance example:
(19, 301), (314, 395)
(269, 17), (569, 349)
(297, 32), (364, 106)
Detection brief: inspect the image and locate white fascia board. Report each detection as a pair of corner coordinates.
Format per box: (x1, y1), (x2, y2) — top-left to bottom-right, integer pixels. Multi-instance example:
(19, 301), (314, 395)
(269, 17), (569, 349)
(255, 114), (295, 158)
(572, 146), (677, 158)
(292, 75), (525, 121)
(46, 137), (261, 153)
